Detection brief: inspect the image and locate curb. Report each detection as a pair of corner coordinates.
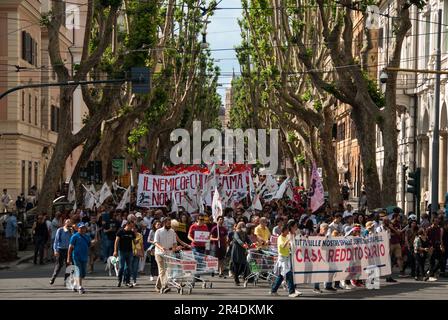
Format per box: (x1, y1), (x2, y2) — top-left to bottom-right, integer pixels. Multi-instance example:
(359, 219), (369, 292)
(0, 253), (34, 270)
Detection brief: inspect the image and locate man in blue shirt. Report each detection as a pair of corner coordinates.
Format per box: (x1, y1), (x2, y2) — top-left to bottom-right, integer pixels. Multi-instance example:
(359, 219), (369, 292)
(67, 222), (91, 294)
(5, 212), (18, 259)
(50, 219), (72, 285)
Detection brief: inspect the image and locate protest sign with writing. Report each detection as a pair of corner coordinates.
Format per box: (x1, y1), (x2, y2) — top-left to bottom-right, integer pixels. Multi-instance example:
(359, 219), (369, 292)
(292, 232), (391, 284)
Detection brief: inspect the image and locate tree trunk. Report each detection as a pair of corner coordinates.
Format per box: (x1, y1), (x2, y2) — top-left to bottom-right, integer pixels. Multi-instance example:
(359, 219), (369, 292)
(320, 108), (341, 205)
(381, 116), (398, 206)
(37, 138), (72, 214)
(351, 110), (382, 209)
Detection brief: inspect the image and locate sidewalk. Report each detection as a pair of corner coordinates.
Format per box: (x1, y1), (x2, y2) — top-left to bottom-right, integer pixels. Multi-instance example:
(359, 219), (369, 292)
(0, 249), (34, 270)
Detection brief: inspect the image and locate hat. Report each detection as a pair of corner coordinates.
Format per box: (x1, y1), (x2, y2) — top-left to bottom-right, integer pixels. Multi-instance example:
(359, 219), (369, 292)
(379, 211), (387, 218)
(77, 222), (87, 228)
(135, 212), (143, 218)
(366, 221), (375, 229)
(408, 214), (417, 221)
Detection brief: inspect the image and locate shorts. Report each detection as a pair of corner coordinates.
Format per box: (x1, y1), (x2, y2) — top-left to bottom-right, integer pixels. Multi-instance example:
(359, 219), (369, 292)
(73, 259), (87, 279)
(390, 244), (402, 259)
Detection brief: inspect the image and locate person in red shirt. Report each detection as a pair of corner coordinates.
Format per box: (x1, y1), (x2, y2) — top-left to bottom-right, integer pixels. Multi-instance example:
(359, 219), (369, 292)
(188, 214), (210, 283)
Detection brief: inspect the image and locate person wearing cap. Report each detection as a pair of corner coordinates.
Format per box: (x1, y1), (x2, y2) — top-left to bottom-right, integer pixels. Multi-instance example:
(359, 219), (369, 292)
(67, 222), (91, 294)
(363, 221), (376, 237)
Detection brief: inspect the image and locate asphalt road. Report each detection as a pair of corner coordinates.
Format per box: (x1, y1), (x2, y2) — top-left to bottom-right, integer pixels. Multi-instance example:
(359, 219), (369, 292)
(0, 261), (447, 300)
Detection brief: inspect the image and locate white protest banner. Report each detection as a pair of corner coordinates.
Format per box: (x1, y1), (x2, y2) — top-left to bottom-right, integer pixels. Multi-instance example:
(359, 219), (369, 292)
(292, 231), (391, 284)
(116, 187), (131, 210)
(136, 171), (249, 211)
(99, 182), (112, 205)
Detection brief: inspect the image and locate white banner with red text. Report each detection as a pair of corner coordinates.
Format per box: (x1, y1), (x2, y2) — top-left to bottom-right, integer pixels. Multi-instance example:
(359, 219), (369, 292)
(136, 172), (250, 211)
(292, 232), (391, 284)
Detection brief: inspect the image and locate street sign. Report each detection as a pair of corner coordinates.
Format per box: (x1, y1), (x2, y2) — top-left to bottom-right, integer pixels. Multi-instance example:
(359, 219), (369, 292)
(131, 67), (150, 94)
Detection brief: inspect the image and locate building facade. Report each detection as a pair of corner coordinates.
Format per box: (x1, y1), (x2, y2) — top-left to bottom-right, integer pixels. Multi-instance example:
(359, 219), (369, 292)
(0, 0), (87, 201)
(377, 0), (448, 213)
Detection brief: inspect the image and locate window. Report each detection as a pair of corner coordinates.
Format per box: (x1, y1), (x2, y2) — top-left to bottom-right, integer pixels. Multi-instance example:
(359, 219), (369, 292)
(34, 162), (38, 189)
(28, 161), (32, 194)
(28, 94), (32, 123)
(51, 105), (59, 132)
(21, 91), (25, 121)
(21, 161), (26, 195)
(35, 96), (38, 125)
(21, 31), (37, 66)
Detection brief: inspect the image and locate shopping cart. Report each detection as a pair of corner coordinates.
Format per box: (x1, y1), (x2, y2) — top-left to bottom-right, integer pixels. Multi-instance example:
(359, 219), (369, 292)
(163, 251), (197, 295)
(244, 248), (278, 287)
(182, 250), (219, 289)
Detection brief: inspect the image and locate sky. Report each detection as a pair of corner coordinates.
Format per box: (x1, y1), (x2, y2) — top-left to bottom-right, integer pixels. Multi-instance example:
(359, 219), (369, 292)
(206, 0), (242, 107)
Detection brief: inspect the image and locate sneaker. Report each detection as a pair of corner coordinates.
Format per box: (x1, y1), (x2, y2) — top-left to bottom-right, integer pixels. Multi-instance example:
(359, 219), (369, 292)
(325, 287), (337, 292)
(288, 291), (302, 298)
(162, 287), (171, 294)
(428, 277), (437, 282)
(313, 288), (323, 294)
(125, 283), (131, 287)
(149, 276), (154, 281)
(386, 277), (397, 283)
(78, 287), (85, 294)
(132, 282), (137, 287)
(269, 291), (279, 296)
(117, 281), (122, 287)
(334, 284), (343, 290)
(49, 278), (55, 285)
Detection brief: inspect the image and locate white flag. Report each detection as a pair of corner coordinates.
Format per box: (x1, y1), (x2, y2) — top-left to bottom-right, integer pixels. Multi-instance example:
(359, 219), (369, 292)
(265, 175), (279, 193)
(273, 178), (290, 199)
(202, 163), (217, 198)
(67, 180), (76, 202)
(171, 191), (179, 213)
(82, 184), (96, 210)
(117, 187), (131, 210)
(212, 186), (223, 222)
(249, 175), (263, 210)
(112, 181), (127, 191)
(99, 183), (112, 205)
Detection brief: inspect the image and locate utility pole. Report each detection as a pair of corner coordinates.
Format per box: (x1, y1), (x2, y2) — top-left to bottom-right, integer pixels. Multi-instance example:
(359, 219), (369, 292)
(385, 9), (443, 215)
(431, 9), (442, 214)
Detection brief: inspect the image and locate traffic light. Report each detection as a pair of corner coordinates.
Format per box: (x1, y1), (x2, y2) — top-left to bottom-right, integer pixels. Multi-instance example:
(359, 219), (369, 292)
(407, 167), (421, 199)
(131, 67), (150, 94)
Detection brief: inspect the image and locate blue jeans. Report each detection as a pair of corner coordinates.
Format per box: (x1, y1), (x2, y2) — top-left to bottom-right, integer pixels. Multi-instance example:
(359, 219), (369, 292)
(272, 271), (295, 294)
(131, 256), (140, 282)
(192, 247), (205, 280)
(101, 238), (113, 262)
(118, 251), (133, 283)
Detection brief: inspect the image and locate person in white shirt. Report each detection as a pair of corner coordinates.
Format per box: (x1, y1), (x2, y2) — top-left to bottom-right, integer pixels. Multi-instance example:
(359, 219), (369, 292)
(223, 208), (236, 232)
(343, 204), (354, 219)
(153, 217), (190, 294)
(327, 213), (343, 236)
(343, 215), (354, 236)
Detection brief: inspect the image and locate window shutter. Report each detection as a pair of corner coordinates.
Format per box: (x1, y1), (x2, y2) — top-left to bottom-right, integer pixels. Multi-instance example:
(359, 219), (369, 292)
(22, 31), (26, 60)
(26, 33), (31, 63)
